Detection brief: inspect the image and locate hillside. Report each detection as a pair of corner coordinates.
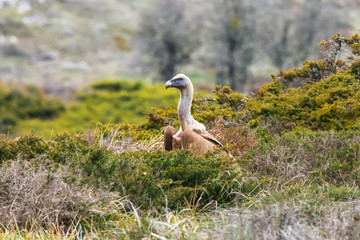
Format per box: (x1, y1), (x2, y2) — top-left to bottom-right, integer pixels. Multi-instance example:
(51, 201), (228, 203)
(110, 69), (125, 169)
(0, 0), (140, 90)
(1, 0), (359, 94)
(0, 34), (360, 239)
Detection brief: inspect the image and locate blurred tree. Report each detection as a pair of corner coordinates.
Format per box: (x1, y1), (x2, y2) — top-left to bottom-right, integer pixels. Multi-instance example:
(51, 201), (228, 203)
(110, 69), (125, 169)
(201, 0), (350, 92)
(259, 0), (350, 69)
(205, 0), (258, 92)
(138, 0), (200, 81)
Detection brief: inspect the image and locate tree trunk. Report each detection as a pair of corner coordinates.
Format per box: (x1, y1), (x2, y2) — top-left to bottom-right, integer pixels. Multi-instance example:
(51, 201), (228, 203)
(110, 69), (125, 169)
(215, 63), (225, 85)
(160, 38), (177, 81)
(226, 27), (237, 90)
(238, 47), (253, 93)
(274, 20), (290, 69)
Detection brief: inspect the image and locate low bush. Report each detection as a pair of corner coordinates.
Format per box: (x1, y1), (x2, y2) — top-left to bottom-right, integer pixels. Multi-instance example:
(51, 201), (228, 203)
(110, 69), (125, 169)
(0, 82), (64, 133)
(0, 133), (264, 229)
(242, 130), (360, 186)
(91, 79), (143, 92)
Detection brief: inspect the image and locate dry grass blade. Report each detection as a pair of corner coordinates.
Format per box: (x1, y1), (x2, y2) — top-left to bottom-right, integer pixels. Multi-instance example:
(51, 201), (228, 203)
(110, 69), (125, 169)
(98, 129), (164, 154)
(0, 158), (120, 229)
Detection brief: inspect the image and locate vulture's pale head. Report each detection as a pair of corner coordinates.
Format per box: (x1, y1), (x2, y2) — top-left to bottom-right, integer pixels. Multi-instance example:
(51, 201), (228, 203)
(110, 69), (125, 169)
(165, 73), (192, 90)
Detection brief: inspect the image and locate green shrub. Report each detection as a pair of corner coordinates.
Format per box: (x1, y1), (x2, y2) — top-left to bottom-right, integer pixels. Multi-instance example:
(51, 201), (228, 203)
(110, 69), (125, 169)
(237, 34), (360, 132)
(245, 73), (360, 131)
(0, 134), (263, 210)
(0, 82), (65, 134)
(91, 80), (143, 92)
(242, 130), (360, 186)
(79, 148), (263, 209)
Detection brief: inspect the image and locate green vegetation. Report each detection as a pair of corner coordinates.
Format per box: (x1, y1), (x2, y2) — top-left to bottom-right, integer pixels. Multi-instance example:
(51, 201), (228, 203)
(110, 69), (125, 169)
(1, 33), (360, 238)
(11, 80), (178, 137)
(0, 82), (64, 133)
(0, 134), (257, 212)
(1, 130), (360, 238)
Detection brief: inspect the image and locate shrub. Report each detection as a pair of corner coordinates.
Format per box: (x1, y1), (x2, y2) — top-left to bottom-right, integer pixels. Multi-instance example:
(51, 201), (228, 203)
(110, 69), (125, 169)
(91, 80), (143, 92)
(0, 134), (264, 213)
(0, 82), (65, 133)
(246, 72), (360, 132)
(81, 149), (261, 209)
(242, 33), (360, 132)
(242, 130), (360, 186)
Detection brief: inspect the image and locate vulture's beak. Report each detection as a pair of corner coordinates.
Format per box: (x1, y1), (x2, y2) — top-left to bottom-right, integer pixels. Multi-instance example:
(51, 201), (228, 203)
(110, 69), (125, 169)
(165, 79), (173, 89)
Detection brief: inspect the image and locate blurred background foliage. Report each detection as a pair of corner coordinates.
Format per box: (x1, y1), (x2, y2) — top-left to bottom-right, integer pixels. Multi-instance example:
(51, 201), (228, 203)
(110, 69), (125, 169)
(0, 0), (359, 136)
(0, 81), (64, 133)
(0, 0), (358, 90)
(8, 80), (179, 136)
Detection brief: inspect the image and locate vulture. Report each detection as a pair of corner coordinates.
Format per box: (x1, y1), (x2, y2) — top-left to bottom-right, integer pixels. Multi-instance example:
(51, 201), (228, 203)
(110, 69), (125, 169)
(164, 73), (223, 155)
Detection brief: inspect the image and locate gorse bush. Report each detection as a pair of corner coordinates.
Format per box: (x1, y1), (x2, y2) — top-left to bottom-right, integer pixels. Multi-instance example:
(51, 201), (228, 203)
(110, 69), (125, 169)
(0, 133), (260, 226)
(150, 69), (360, 133)
(245, 34), (360, 132)
(246, 71), (360, 131)
(81, 149), (259, 209)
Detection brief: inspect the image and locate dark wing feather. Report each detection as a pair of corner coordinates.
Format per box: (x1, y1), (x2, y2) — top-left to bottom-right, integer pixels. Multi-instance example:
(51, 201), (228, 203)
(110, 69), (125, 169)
(193, 129), (223, 147)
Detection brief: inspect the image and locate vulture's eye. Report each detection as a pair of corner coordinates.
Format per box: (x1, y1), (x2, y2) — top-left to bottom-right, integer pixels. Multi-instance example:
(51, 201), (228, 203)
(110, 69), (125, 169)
(176, 78), (183, 81)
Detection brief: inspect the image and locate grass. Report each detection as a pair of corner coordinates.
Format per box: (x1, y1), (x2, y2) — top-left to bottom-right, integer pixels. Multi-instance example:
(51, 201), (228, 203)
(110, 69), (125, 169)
(1, 127), (360, 239)
(1, 195), (360, 239)
(242, 130), (360, 187)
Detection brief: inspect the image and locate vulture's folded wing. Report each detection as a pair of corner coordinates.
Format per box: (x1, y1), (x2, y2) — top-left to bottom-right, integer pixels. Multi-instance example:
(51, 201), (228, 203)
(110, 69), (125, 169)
(193, 129), (223, 147)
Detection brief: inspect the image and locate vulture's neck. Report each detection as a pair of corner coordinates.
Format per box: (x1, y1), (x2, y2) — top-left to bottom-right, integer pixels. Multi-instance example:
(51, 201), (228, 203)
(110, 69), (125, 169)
(178, 84), (193, 130)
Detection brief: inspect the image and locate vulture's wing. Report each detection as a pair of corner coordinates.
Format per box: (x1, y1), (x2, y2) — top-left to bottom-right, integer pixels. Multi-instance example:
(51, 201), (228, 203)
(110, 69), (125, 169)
(193, 129), (223, 147)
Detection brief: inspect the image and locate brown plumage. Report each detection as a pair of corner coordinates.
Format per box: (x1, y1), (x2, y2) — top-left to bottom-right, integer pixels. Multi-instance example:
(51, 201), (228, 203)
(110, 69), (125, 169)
(164, 126), (216, 155)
